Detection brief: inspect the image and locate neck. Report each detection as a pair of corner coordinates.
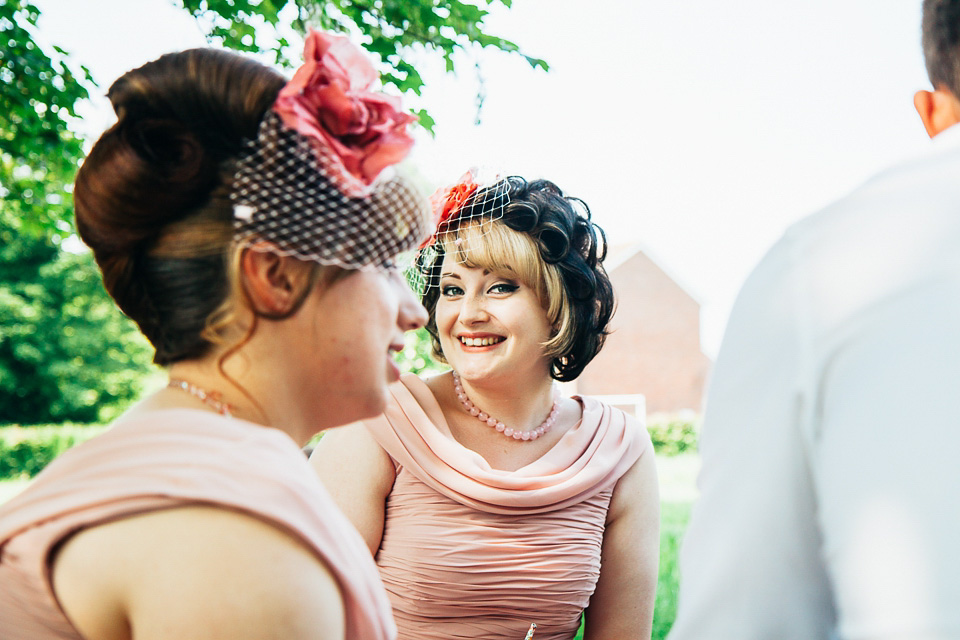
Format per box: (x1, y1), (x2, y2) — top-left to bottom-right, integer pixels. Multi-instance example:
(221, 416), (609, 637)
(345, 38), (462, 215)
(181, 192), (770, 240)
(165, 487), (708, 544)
(453, 370), (557, 433)
(165, 360), (260, 421)
(164, 356), (317, 447)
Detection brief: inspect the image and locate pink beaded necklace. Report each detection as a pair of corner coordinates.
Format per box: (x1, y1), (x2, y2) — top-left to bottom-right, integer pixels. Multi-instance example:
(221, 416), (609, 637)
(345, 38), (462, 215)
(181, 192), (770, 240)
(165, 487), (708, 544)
(451, 371), (559, 441)
(168, 379), (234, 416)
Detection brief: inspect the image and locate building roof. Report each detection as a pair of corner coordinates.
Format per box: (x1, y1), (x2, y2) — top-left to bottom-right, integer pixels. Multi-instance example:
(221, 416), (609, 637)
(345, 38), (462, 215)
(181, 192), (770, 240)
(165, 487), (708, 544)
(604, 242), (704, 305)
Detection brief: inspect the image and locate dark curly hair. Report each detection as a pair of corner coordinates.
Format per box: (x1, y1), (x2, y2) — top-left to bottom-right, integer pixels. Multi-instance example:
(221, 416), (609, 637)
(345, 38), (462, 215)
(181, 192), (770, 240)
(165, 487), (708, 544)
(417, 176), (614, 382)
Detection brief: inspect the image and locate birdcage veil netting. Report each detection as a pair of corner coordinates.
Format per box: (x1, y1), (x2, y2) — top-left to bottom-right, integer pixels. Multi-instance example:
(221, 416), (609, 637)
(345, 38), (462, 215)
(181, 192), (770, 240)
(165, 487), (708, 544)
(405, 170), (516, 296)
(228, 28), (430, 271)
(232, 111), (429, 270)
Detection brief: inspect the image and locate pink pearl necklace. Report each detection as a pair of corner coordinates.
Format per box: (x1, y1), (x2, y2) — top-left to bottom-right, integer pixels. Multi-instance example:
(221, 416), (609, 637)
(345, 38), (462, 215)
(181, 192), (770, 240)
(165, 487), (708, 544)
(452, 371), (559, 441)
(168, 379), (234, 416)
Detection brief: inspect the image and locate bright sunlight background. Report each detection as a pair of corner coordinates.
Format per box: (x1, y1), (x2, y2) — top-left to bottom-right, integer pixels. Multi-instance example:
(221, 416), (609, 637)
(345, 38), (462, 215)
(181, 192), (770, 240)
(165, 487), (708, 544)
(35, 0), (930, 356)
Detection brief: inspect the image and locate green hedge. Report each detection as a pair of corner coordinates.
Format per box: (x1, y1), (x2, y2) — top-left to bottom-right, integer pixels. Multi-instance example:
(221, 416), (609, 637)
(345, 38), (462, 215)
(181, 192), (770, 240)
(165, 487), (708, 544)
(647, 415), (699, 456)
(0, 425), (105, 479)
(0, 416), (700, 480)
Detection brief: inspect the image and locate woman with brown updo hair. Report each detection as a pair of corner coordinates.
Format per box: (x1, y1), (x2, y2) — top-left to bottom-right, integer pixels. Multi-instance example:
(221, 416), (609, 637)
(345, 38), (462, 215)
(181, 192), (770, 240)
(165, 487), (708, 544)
(0, 30), (429, 640)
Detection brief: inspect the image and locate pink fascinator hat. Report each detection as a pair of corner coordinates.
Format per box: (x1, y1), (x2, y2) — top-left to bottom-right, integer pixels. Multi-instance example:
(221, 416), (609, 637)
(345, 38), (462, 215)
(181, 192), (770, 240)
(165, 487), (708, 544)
(231, 29), (430, 270)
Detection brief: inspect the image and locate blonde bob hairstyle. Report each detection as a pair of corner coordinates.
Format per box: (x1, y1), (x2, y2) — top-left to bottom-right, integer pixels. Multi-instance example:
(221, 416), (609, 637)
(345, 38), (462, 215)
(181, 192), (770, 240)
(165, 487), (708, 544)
(434, 219), (573, 360)
(419, 176), (614, 382)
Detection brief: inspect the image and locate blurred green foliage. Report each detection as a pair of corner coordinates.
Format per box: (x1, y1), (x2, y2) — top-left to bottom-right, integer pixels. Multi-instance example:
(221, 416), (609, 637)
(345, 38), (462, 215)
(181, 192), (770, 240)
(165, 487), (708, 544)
(0, 1), (155, 424)
(648, 416), (699, 456)
(395, 327), (446, 376)
(651, 500), (692, 639)
(0, 209), (155, 424)
(0, 424), (105, 478)
(0, 0), (93, 238)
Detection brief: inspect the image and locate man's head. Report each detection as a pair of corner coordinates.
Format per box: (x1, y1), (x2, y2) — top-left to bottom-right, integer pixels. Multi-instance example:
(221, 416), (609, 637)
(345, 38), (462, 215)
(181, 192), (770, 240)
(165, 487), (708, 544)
(922, 0), (960, 95)
(915, 0), (960, 137)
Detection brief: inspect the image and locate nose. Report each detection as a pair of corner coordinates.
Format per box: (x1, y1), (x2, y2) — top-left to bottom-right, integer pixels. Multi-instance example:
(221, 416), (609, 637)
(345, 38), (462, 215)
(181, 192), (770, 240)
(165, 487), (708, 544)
(459, 291), (489, 324)
(398, 281), (428, 331)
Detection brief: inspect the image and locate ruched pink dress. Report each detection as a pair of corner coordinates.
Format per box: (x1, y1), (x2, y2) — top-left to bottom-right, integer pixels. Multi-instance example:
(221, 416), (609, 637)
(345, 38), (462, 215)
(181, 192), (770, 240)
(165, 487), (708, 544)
(362, 374), (650, 640)
(0, 409), (395, 640)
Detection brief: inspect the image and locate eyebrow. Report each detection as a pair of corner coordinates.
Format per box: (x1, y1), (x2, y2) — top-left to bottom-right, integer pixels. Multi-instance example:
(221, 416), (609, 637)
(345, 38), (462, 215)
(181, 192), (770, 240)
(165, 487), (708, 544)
(439, 269), (492, 280)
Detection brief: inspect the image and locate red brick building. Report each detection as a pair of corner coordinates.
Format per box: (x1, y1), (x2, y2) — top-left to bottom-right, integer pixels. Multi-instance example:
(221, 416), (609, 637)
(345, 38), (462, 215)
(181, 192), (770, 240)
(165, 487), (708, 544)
(571, 245), (711, 415)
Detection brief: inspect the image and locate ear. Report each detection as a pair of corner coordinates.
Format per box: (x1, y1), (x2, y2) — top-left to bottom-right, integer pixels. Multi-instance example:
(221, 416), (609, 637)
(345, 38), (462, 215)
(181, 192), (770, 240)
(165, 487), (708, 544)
(240, 246), (315, 316)
(914, 87), (960, 138)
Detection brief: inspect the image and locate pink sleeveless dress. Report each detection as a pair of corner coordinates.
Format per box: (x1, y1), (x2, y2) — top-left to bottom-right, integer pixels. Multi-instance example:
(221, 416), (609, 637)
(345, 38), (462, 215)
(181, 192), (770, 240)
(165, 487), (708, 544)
(362, 374), (650, 640)
(0, 409), (396, 640)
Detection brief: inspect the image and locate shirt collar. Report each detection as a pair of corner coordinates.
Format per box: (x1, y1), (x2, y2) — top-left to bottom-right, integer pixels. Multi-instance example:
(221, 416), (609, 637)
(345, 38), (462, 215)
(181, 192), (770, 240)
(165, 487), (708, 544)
(931, 121), (960, 148)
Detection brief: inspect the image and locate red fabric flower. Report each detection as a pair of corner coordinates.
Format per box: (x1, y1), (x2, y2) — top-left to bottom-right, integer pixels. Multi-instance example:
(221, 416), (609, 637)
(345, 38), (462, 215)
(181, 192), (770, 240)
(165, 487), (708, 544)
(274, 30), (416, 196)
(421, 171), (479, 248)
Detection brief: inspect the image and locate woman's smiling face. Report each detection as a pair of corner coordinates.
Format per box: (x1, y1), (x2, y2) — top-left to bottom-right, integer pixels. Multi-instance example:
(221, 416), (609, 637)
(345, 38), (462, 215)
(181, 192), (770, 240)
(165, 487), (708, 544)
(435, 254), (554, 385)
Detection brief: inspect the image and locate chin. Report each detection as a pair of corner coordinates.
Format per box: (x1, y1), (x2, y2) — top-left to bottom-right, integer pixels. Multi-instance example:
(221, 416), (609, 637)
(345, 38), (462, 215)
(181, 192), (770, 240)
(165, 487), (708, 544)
(371, 389), (389, 415)
(318, 387), (389, 429)
(356, 386), (389, 421)
(386, 356), (402, 384)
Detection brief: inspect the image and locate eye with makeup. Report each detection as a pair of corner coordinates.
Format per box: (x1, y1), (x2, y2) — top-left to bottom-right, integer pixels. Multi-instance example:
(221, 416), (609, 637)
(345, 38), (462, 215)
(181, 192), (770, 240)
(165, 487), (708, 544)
(487, 281), (519, 295)
(440, 282), (464, 298)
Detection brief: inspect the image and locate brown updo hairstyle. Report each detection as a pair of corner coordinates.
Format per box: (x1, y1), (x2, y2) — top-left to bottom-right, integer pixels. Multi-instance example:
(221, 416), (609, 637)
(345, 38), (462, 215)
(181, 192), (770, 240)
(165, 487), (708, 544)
(74, 49), (308, 365)
(418, 177), (615, 382)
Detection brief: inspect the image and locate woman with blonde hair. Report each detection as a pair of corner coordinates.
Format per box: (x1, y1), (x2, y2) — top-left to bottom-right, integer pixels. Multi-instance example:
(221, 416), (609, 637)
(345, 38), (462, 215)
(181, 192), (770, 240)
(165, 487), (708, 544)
(312, 174), (660, 640)
(0, 30), (428, 640)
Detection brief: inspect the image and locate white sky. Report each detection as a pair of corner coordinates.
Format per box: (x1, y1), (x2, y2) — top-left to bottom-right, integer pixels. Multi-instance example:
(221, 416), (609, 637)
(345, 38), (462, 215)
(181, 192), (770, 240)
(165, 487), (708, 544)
(34, 0), (930, 356)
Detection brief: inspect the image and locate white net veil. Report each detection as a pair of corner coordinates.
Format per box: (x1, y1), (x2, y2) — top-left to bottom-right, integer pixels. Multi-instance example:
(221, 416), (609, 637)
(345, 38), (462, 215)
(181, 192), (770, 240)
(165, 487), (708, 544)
(406, 169), (515, 296)
(229, 29), (430, 270)
(232, 111), (429, 269)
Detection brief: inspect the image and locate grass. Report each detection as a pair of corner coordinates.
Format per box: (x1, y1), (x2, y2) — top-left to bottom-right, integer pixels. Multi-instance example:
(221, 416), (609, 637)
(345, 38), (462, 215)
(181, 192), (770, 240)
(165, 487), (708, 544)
(0, 448), (698, 640)
(652, 500), (691, 639)
(652, 454), (697, 639)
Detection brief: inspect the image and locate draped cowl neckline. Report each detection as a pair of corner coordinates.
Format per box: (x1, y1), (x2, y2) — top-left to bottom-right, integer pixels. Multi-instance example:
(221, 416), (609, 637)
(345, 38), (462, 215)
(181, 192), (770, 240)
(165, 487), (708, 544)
(363, 373), (648, 515)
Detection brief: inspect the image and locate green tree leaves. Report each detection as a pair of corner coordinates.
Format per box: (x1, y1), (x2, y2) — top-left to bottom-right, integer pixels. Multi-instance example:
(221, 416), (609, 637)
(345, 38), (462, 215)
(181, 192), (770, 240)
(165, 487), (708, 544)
(0, 2), (152, 424)
(0, 0), (92, 237)
(0, 209), (154, 424)
(175, 0), (548, 129)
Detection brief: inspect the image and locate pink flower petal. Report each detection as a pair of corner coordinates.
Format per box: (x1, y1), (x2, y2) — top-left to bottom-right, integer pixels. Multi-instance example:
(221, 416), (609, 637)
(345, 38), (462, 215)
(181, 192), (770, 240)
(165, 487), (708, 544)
(272, 29), (416, 192)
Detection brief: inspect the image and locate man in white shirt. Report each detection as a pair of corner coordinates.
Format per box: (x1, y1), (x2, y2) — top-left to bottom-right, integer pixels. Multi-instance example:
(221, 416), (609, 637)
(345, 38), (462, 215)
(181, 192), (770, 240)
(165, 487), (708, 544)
(668, 1), (960, 638)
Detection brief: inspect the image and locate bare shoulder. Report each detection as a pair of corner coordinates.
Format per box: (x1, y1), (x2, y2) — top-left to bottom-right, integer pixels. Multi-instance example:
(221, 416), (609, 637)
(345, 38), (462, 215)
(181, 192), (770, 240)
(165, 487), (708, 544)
(586, 440), (660, 639)
(53, 505), (346, 640)
(608, 442), (659, 524)
(310, 420), (395, 486)
(309, 421), (396, 553)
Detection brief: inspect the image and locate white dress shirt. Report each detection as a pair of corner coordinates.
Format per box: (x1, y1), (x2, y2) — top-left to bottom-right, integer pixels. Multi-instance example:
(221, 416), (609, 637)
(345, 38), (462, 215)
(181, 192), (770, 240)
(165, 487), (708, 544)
(669, 124), (960, 640)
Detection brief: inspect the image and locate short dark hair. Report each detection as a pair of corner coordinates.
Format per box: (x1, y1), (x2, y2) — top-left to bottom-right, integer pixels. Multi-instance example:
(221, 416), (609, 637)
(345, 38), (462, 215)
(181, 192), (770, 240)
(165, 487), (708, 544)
(418, 177), (615, 382)
(922, 0), (960, 96)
